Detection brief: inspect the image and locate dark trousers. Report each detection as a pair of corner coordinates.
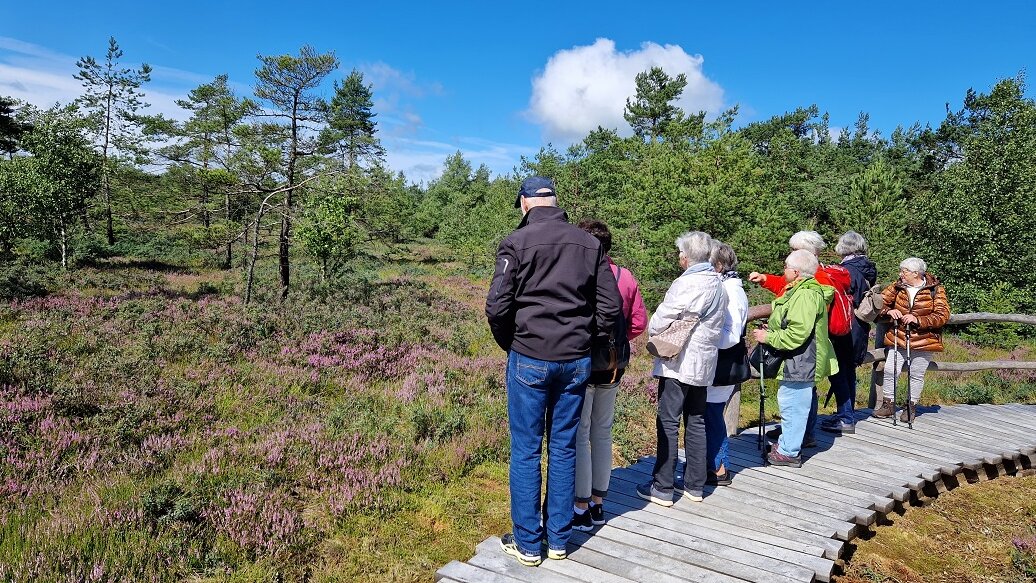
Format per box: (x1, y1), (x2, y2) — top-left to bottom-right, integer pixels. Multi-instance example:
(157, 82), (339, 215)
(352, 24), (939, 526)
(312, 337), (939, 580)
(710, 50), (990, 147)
(829, 333), (858, 425)
(651, 377), (707, 496)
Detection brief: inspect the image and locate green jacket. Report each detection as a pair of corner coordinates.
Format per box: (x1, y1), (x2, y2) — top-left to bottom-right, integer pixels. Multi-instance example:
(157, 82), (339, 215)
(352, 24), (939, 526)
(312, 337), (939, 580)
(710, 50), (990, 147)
(767, 277), (839, 382)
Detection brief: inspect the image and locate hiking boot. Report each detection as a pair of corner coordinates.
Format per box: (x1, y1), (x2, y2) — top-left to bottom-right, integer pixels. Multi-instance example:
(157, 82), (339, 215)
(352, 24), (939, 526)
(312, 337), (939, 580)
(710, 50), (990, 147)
(765, 426), (782, 439)
(706, 469), (732, 486)
(571, 508), (593, 532)
(636, 481), (674, 507)
(500, 533), (541, 566)
(821, 420), (856, 434)
(872, 398), (895, 419)
(588, 503), (605, 526)
(767, 450), (803, 467)
(900, 401), (916, 423)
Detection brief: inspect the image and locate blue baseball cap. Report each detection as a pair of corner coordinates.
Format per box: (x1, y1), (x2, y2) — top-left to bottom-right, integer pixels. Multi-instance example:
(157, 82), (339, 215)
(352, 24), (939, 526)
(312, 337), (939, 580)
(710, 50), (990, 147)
(515, 176), (556, 208)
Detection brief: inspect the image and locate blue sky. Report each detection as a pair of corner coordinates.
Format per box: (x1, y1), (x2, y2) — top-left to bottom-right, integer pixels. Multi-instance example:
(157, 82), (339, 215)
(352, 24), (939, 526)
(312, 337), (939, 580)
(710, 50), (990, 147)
(2, 1), (1034, 183)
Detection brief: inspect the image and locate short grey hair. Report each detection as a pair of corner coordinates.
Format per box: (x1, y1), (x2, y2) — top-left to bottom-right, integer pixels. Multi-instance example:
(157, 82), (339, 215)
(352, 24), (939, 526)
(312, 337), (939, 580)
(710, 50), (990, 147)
(789, 230), (826, 256)
(523, 195), (558, 209)
(835, 231), (868, 257)
(676, 231), (713, 264)
(900, 257), (927, 275)
(786, 249), (819, 277)
(710, 241), (738, 273)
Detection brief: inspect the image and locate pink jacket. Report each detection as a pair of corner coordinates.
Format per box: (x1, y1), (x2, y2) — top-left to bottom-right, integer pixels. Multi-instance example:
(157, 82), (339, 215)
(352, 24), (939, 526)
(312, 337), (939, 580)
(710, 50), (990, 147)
(609, 258), (647, 340)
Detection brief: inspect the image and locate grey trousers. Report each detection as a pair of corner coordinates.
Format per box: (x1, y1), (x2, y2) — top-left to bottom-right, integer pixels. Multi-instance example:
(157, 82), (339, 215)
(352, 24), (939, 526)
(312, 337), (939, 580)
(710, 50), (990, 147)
(575, 381), (620, 502)
(882, 348), (934, 402)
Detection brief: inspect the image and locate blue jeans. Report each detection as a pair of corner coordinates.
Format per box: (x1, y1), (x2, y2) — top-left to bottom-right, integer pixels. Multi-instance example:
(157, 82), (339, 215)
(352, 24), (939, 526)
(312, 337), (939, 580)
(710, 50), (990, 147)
(777, 381), (815, 458)
(506, 350), (589, 557)
(704, 401), (729, 473)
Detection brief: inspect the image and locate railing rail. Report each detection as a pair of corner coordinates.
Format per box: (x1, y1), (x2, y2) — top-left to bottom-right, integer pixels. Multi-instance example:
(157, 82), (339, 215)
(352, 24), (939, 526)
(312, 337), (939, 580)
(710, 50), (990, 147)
(721, 309), (1036, 432)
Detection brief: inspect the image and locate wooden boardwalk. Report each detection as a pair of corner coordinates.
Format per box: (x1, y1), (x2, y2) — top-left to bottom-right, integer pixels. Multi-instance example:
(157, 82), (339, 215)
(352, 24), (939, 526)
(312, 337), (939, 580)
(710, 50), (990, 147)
(435, 403), (1036, 583)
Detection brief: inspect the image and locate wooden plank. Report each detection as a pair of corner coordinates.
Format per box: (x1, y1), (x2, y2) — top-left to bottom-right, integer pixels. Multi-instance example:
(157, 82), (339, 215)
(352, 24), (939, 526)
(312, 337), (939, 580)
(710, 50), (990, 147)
(438, 560), (540, 583)
(595, 513), (812, 583)
(896, 411), (1033, 459)
(605, 469), (846, 558)
(724, 443), (910, 502)
(930, 407), (1036, 447)
(611, 467), (856, 541)
(560, 542), (690, 583)
(477, 538), (634, 583)
(465, 543), (586, 583)
(853, 416), (1002, 465)
(598, 494), (835, 581)
(797, 445), (928, 490)
(719, 442), (897, 513)
(628, 458), (878, 521)
(818, 423), (963, 476)
(822, 417), (967, 474)
(807, 431), (945, 481)
(569, 530), (747, 583)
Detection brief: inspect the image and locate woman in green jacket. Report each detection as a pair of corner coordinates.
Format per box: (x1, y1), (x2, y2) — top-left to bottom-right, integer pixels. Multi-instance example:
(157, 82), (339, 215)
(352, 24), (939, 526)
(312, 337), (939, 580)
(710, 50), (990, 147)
(752, 250), (839, 467)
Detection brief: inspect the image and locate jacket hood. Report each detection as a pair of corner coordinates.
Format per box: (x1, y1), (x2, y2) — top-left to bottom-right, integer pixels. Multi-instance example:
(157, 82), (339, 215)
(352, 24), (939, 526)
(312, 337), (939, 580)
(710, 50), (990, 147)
(777, 276), (833, 310)
(843, 255), (878, 283)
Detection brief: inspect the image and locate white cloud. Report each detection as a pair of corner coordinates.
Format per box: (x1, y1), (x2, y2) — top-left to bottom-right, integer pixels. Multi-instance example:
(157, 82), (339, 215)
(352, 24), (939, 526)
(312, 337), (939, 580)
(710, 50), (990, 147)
(0, 36), (196, 121)
(528, 38), (724, 143)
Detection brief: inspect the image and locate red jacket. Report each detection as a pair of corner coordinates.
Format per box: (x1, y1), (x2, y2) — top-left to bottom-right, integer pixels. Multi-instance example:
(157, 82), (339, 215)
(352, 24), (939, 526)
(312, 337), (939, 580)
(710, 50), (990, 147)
(760, 264), (844, 297)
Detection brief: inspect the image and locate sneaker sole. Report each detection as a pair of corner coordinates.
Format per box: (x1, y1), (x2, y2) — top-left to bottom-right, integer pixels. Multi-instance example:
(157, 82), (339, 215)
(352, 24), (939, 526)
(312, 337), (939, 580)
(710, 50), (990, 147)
(547, 549), (567, 560)
(768, 458), (802, 468)
(501, 541), (541, 566)
(637, 489), (674, 507)
(571, 524), (593, 532)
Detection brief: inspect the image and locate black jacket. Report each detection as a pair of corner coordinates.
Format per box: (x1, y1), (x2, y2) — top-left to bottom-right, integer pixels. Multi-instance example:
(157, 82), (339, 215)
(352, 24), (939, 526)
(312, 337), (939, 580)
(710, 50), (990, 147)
(842, 255), (878, 365)
(485, 206), (622, 361)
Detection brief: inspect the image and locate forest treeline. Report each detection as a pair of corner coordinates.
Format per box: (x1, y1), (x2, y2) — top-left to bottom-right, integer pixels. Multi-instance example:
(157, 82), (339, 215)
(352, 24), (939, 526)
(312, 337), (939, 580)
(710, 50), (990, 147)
(1, 40), (1035, 315)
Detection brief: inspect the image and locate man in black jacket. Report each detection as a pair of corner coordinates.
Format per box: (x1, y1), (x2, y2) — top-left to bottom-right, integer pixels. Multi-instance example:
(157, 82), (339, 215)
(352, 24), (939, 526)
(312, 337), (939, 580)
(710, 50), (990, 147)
(486, 176), (622, 566)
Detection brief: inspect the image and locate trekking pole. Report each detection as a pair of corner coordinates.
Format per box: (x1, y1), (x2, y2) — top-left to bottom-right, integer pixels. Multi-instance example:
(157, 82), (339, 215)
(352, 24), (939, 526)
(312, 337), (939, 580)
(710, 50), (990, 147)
(905, 324), (913, 430)
(759, 349), (767, 464)
(891, 319), (899, 427)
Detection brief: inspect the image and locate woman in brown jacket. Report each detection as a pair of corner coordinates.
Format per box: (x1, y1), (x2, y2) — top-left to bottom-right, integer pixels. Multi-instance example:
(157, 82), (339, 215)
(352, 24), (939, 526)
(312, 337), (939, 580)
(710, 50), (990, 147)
(873, 257), (951, 422)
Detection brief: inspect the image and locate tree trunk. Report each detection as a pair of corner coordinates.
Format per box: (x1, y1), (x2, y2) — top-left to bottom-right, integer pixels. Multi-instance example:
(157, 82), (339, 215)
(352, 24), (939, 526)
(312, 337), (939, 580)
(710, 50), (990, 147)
(278, 203), (290, 301)
(244, 208), (264, 305)
(223, 191), (232, 269)
(103, 167), (114, 245)
(59, 221), (68, 269)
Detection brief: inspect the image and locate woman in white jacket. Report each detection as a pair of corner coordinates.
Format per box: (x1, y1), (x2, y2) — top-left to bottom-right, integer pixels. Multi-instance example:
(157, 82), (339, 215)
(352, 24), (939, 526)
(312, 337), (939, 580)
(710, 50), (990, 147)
(637, 231), (728, 506)
(704, 242), (748, 486)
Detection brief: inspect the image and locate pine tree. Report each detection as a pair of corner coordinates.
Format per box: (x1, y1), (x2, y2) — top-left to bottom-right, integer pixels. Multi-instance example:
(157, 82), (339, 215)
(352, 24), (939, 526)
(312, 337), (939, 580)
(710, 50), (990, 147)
(319, 70), (384, 169)
(74, 36), (152, 245)
(623, 67), (688, 142)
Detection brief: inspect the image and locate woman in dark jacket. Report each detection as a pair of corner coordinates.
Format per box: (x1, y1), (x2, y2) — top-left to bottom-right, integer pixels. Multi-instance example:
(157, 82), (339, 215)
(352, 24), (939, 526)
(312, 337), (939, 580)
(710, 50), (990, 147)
(822, 231), (877, 434)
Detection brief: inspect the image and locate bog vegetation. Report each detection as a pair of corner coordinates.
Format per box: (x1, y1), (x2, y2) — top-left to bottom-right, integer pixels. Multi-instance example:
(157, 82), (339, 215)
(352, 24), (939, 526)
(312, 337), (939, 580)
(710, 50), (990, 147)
(1, 40), (1035, 581)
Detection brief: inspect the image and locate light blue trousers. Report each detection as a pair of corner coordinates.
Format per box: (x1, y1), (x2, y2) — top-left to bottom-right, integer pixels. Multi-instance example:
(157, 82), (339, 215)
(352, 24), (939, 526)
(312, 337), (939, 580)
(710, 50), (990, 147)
(776, 380), (815, 458)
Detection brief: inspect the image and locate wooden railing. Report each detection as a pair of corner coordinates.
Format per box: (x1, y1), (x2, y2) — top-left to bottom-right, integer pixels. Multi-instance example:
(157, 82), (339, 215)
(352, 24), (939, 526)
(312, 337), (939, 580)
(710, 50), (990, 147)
(721, 309), (1036, 433)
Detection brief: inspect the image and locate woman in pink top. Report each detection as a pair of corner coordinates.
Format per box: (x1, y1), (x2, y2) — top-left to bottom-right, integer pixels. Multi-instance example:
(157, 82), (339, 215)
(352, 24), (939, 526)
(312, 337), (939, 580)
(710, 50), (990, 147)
(572, 220), (647, 531)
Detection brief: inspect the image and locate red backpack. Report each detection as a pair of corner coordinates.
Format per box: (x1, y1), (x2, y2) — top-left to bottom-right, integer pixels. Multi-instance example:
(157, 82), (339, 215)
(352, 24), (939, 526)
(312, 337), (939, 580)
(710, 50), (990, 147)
(821, 264), (853, 336)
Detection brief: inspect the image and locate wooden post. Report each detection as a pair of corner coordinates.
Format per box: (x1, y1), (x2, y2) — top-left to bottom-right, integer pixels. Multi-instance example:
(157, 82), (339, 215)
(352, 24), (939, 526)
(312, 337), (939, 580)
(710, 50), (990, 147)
(723, 383), (741, 437)
(868, 321), (888, 408)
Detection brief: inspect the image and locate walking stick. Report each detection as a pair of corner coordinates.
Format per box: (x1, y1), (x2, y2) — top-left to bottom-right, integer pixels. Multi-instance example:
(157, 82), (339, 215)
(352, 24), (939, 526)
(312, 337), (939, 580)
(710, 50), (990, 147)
(891, 319), (899, 426)
(758, 345), (768, 464)
(905, 324), (913, 429)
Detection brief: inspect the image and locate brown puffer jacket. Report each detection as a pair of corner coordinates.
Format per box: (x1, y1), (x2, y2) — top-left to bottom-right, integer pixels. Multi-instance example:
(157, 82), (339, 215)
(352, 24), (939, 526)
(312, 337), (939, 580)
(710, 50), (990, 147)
(880, 273), (951, 352)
